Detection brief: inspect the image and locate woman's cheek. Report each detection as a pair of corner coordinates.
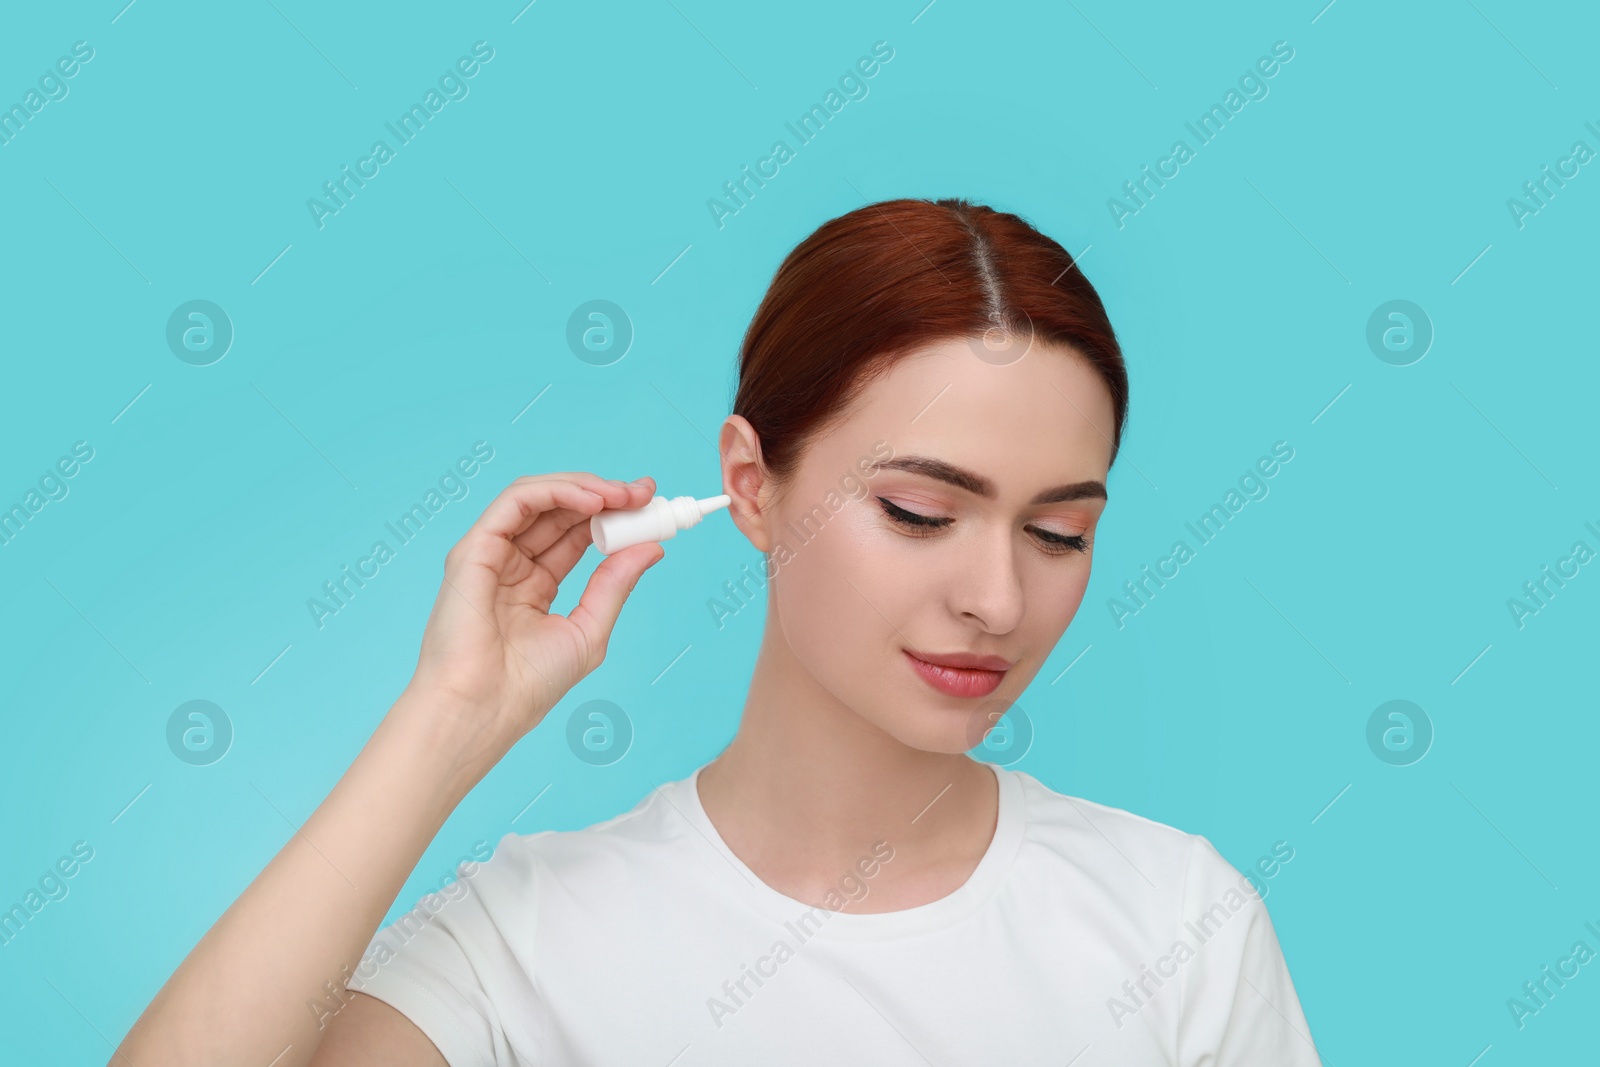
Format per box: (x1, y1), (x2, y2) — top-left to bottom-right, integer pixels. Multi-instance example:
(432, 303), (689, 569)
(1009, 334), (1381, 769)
(775, 520), (870, 650)
(817, 512), (906, 636)
(1043, 562), (1093, 630)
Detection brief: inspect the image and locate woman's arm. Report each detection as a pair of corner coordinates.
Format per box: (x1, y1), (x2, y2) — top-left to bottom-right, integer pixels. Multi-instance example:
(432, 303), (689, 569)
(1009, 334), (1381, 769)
(112, 473), (664, 1067)
(114, 688), (479, 1066)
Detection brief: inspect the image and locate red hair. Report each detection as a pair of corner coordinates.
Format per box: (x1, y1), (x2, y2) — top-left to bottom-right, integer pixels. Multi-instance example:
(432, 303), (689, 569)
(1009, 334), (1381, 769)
(732, 197), (1129, 485)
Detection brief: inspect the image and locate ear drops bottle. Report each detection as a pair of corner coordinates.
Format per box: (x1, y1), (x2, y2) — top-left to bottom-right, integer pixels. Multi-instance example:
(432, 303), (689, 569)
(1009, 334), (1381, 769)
(589, 494), (731, 555)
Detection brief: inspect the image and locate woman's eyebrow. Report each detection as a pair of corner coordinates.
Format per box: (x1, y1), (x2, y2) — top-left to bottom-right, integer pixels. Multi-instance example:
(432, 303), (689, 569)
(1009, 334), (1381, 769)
(870, 455), (1107, 505)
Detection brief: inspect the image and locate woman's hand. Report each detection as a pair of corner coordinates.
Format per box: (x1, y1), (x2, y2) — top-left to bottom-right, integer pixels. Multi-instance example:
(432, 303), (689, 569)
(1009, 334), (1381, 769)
(400, 472), (665, 773)
(112, 473), (667, 1067)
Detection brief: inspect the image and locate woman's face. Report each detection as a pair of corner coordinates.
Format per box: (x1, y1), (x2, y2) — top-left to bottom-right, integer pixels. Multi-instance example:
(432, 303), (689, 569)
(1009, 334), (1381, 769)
(723, 335), (1117, 755)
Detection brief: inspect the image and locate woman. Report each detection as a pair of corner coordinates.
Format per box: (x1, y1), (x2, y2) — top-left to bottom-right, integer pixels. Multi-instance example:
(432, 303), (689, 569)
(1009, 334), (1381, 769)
(116, 198), (1319, 1065)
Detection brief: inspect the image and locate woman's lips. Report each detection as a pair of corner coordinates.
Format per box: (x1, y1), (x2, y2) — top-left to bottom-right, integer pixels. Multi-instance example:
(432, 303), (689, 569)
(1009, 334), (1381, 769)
(903, 650), (1007, 698)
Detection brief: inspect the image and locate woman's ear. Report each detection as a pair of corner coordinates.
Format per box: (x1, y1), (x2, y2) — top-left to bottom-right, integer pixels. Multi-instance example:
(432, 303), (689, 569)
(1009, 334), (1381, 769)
(719, 415), (777, 553)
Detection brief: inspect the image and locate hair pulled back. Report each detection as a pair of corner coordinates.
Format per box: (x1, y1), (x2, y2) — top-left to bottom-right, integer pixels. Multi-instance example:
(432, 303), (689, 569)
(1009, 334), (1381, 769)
(732, 197), (1129, 488)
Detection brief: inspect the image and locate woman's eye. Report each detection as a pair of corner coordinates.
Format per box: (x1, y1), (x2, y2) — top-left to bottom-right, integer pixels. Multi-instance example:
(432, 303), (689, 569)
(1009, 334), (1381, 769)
(877, 498), (1091, 555)
(877, 497), (950, 531)
(1031, 528), (1090, 555)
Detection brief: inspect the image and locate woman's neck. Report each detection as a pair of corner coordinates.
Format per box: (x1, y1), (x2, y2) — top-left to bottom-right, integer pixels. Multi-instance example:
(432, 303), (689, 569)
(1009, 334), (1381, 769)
(695, 619), (1000, 914)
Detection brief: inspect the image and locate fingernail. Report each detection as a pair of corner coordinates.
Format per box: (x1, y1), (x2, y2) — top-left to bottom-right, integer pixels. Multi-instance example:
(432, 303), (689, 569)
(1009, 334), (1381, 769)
(631, 476), (650, 485)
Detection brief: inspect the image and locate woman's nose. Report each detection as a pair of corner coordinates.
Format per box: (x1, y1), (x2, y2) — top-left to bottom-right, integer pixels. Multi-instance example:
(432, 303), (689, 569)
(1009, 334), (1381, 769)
(952, 529), (1025, 634)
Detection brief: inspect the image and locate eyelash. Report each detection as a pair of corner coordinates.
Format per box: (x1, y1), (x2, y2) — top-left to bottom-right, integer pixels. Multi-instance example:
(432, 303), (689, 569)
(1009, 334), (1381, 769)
(876, 498), (1091, 555)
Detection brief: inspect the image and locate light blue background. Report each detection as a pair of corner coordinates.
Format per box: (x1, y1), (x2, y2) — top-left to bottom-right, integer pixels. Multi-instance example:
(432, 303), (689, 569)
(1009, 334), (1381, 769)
(2, 0), (1597, 1062)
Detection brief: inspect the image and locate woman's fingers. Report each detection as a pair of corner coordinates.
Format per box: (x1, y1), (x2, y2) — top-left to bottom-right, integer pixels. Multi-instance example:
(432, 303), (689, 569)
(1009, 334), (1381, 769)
(449, 476), (628, 578)
(469, 474), (630, 545)
(524, 517), (600, 594)
(513, 476), (656, 560)
(565, 540), (665, 666)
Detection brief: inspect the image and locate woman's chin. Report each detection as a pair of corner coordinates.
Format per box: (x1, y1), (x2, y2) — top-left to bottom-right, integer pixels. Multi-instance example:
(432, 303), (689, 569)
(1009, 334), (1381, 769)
(867, 706), (992, 756)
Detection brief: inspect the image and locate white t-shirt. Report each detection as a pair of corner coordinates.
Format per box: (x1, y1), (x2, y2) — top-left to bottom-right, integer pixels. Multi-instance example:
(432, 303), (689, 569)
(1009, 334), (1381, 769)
(345, 761), (1321, 1065)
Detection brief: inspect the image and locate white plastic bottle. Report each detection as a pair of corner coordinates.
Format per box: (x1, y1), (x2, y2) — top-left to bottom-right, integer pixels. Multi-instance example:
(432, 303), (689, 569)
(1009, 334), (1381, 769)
(589, 493), (731, 555)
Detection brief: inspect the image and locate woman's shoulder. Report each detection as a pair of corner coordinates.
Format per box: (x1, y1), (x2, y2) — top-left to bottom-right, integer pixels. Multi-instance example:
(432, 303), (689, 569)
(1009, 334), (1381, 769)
(1005, 767), (1245, 899)
(467, 774), (698, 891)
